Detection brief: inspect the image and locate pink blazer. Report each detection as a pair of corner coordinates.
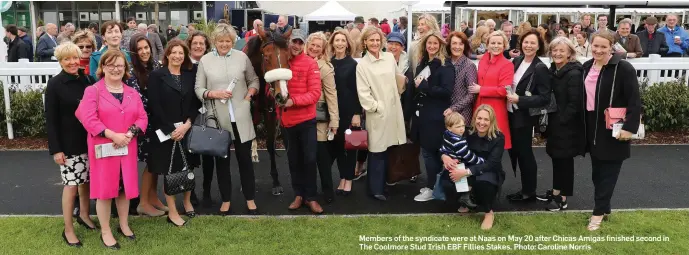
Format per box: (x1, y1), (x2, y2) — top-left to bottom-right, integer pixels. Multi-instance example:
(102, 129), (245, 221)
(75, 79), (148, 200)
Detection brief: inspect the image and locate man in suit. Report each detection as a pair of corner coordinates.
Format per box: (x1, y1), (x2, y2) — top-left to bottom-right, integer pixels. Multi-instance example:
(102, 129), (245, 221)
(137, 23), (164, 61)
(56, 23), (75, 45)
(148, 24), (167, 48)
(501, 22), (520, 59)
(36, 23), (58, 62)
(17, 27), (33, 61)
(460, 21), (473, 38)
(614, 18), (643, 58)
(637, 17), (668, 57)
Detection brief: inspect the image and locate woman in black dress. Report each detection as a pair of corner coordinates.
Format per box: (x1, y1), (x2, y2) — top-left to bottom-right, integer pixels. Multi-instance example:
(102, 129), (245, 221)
(146, 39), (201, 226)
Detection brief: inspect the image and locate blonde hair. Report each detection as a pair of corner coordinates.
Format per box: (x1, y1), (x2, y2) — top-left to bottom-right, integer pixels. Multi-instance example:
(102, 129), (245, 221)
(471, 26), (489, 50)
(487, 31), (509, 51)
(549, 36), (578, 62)
(327, 30), (356, 59)
(445, 112), (465, 128)
(470, 104), (500, 140)
(306, 32), (329, 62)
(485, 19), (496, 28)
(212, 24), (237, 45)
(415, 32), (448, 65)
(71, 30), (96, 51)
(418, 14), (440, 36)
(360, 27), (386, 52)
(54, 42), (81, 62)
(517, 21), (532, 36)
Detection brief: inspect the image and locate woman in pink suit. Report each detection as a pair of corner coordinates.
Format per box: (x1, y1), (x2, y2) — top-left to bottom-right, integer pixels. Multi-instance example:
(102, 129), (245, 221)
(76, 50), (147, 250)
(471, 31), (514, 149)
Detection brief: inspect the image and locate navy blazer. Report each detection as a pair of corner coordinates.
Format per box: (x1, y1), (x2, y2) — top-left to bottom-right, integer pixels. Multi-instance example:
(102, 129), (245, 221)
(36, 33), (57, 62)
(410, 57), (455, 152)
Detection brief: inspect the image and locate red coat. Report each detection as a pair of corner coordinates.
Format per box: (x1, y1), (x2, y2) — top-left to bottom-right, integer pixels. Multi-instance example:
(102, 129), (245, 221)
(281, 53), (322, 128)
(475, 53), (514, 149)
(380, 23), (391, 35)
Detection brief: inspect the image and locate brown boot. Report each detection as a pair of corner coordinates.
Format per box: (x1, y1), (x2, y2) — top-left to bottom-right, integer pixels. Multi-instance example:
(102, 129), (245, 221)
(288, 196), (303, 210)
(305, 200), (324, 214)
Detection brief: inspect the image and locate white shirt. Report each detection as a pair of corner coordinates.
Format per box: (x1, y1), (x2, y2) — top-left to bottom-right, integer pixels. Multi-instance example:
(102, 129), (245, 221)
(508, 61), (531, 112)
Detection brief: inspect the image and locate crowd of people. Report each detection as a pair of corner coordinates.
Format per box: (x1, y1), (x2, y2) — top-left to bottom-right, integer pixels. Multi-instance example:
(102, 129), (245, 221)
(3, 11), (652, 250)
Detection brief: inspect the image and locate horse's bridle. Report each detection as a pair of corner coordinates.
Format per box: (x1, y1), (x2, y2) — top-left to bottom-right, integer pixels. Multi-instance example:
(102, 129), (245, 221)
(260, 40), (289, 106)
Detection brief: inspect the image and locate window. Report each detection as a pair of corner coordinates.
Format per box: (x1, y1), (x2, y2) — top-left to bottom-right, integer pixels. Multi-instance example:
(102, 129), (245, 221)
(42, 12), (58, 26)
(102, 12), (113, 21)
(77, 2), (98, 9)
(150, 12), (166, 21)
(136, 12), (148, 21)
(170, 11), (189, 26)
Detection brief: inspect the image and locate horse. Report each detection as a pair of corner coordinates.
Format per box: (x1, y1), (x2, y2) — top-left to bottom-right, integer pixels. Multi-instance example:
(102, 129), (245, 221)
(243, 26), (293, 196)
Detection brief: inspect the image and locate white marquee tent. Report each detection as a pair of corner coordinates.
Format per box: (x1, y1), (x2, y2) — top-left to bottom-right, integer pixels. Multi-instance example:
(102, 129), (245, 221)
(303, 1), (357, 21)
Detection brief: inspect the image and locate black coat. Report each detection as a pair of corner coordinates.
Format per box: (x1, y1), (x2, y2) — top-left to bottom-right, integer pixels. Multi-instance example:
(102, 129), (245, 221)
(636, 30), (668, 57)
(545, 61), (586, 158)
(509, 56), (552, 129)
(466, 132), (506, 186)
(146, 66), (202, 174)
(582, 54), (642, 161)
(331, 56), (362, 131)
(410, 57), (455, 152)
(7, 37), (29, 62)
(45, 69), (96, 155)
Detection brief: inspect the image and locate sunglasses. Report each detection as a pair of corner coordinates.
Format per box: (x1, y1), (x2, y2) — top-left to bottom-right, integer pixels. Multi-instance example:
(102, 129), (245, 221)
(78, 45), (93, 50)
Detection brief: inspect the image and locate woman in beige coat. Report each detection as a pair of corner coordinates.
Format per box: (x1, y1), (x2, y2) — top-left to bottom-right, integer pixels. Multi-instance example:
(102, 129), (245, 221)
(194, 24), (260, 215)
(305, 32), (340, 203)
(356, 27), (407, 201)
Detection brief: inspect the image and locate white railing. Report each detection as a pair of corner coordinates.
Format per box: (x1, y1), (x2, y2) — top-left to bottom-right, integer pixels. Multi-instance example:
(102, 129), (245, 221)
(1, 55), (689, 139)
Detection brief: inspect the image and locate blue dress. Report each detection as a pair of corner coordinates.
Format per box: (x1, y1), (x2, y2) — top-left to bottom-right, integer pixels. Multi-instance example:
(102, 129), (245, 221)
(125, 62), (161, 163)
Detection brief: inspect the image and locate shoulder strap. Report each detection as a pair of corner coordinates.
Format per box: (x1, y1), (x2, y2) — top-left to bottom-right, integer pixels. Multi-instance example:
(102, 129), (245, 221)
(608, 65), (619, 108)
(524, 62), (545, 92)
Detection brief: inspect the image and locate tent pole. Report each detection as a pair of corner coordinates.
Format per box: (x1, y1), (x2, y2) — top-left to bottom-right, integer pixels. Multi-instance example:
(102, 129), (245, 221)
(473, 10), (477, 30)
(407, 4), (412, 53)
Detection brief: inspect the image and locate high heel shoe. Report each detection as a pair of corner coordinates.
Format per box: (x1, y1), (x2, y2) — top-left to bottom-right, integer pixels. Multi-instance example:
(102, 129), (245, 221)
(587, 216), (603, 231)
(137, 205), (165, 217)
(247, 208), (260, 215)
(100, 235), (120, 250)
(62, 231), (82, 248)
(117, 227), (136, 240)
(167, 217), (187, 227)
(76, 216), (97, 230)
(185, 211), (197, 218)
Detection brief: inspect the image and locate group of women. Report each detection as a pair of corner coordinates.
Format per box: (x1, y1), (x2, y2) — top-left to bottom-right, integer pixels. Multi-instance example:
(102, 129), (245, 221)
(45, 16), (641, 249)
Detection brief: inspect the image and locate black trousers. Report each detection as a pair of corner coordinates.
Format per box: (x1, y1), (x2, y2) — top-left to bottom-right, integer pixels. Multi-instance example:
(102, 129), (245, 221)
(552, 157), (574, 196)
(591, 158), (623, 216)
(316, 141), (335, 197)
(215, 122), (256, 202)
(357, 149), (369, 163)
(319, 128), (357, 181)
(366, 150), (388, 196)
(473, 180), (498, 213)
(510, 126), (539, 195)
(202, 155), (215, 197)
(285, 119), (319, 201)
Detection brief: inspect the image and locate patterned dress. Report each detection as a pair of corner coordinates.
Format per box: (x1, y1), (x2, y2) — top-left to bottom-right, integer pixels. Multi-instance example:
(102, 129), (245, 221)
(449, 56), (478, 123)
(125, 62), (161, 162)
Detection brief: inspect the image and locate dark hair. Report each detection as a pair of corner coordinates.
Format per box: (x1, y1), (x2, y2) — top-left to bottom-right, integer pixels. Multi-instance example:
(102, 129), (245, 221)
(17, 26), (28, 33)
(4, 24), (18, 36)
(97, 50), (131, 81)
(162, 39), (193, 70)
(127, 17), (136, 23)
(186, 31), (212, 55)
(369, 18), (379, 24)
(519, 30), (546, 57)
(101, 21), (123, 36)
(88, 22), (99, 31)
(446, 31), (472, 58)
(129, 34), (155, 90)
(598, 14), (608, 21)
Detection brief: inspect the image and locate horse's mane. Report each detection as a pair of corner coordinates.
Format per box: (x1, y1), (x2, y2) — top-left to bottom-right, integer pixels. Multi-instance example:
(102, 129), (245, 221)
(245, 31), (289, 58)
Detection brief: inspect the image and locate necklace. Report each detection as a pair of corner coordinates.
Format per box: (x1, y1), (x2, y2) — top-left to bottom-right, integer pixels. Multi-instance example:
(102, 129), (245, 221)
(105, 82), (123, 91)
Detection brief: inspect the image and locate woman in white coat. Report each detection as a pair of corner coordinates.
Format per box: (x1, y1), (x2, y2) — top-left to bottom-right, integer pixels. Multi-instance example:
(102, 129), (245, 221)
(356, 27), (407, 201)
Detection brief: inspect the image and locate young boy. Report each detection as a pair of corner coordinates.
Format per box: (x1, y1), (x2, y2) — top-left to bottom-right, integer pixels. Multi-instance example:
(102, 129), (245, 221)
(439, 112), (484, 209)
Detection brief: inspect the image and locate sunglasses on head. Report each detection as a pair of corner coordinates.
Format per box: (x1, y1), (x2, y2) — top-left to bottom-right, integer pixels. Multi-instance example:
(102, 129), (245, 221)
(78, 45), (93, 49)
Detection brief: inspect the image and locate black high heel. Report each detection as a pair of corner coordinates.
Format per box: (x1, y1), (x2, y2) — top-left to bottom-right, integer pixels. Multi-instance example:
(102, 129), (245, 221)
(76, 216), (97, 230)
(117, 227), (136, 240)
(62, 231), (82, 248)
(247, 208), (260, 215)
(100, 235), (120, 250)
(185, 211), (197, 218)
(167, 217), (187, 227)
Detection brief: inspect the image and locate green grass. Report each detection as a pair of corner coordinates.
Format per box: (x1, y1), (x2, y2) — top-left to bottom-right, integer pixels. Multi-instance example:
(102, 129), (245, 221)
(1, 210), (687, 254)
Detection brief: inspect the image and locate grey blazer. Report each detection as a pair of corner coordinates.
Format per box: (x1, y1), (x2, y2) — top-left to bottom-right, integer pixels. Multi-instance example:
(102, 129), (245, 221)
(36, 34), (57, 62)
(194, 49), (260, 143)
(148, 32), (164, 61)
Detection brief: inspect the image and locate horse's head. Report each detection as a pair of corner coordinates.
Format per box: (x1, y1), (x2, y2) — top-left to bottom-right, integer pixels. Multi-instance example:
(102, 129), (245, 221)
(256, 26), (292, 105)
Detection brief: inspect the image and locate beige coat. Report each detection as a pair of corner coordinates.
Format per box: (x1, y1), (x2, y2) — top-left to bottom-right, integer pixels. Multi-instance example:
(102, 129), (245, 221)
(349, 28), (363, 58)
(356, 51), (407, 153)
(316, 59), (339, 141)
(194, 49), (260, 143)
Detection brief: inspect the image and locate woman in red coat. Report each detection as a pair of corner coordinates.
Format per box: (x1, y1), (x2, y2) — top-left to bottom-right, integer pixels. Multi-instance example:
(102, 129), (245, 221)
(470, 31), (514, 149)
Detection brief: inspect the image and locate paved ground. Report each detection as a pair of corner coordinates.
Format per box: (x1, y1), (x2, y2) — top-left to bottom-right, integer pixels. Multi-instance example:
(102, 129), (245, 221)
(1, 146), (687, 215)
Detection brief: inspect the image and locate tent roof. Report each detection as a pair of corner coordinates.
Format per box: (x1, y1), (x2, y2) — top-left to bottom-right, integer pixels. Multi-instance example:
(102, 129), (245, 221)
(445, 0), (689, 8)
(303, 1), (357, 21)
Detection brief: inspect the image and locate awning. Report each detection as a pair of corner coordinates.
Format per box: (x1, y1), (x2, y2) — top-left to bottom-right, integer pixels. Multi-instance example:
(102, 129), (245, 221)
(303, 1), (357, 21)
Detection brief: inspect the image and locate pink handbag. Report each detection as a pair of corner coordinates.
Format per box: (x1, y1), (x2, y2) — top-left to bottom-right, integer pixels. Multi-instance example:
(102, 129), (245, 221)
(604, 65), (625, 130)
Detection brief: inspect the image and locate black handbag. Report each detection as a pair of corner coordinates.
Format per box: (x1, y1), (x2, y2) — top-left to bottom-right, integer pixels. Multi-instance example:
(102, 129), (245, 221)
(524, 63), (557, 133)
(185, 100), (232, 158)
(316, 101), (330, 121)
(164, 141), (195, 196)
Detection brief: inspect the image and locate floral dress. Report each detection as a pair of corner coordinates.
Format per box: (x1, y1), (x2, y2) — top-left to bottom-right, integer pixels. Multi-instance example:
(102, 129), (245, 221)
(125, 62), (161, 162)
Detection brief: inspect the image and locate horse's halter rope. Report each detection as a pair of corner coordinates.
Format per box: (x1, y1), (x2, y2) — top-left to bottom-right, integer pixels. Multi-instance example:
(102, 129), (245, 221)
(260, 40), (288, 150)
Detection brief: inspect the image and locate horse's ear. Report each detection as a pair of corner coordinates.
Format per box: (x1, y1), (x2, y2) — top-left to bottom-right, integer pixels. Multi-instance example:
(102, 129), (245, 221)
(282, 27), (293, 40)
(257, 25), (267, 41)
